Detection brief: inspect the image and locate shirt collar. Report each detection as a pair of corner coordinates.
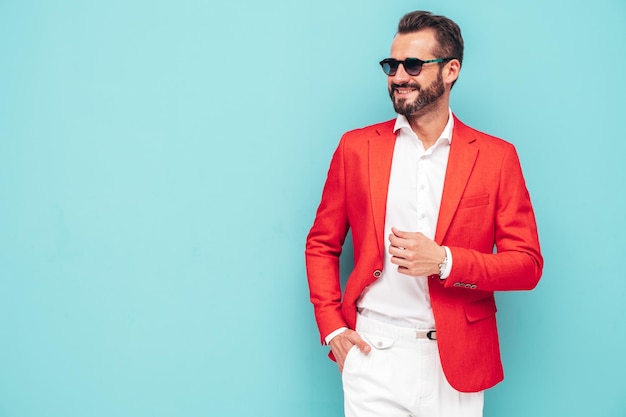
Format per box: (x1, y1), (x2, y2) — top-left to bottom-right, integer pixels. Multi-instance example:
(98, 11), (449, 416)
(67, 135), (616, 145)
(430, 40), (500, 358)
(393, 109), (454, 146)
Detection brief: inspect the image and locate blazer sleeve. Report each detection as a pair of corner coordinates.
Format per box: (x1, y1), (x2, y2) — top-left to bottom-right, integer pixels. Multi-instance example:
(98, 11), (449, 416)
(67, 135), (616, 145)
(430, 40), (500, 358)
(305, 136), (351, 342)
(444, 145), (543, 291)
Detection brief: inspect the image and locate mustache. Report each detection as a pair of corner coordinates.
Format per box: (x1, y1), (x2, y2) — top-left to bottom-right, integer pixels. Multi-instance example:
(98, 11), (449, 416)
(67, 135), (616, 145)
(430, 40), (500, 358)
(390, 82), (421, 92)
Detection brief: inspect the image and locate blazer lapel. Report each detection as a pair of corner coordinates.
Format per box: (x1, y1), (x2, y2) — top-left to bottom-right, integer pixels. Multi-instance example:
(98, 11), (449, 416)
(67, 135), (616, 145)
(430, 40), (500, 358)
(435, 116), (479, 244)
(369, 121), (396, 258)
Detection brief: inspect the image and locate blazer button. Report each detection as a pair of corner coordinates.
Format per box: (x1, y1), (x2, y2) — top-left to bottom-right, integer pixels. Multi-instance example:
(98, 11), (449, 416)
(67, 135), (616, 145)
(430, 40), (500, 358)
(470, 284), (477, 289)
(373, 270), (382, 278)
(453, 282), (461, 287)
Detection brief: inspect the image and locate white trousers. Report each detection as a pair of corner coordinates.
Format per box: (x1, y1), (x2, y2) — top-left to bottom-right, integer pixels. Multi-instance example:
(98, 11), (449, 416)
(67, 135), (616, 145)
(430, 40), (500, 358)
(342, 314), (484, 417)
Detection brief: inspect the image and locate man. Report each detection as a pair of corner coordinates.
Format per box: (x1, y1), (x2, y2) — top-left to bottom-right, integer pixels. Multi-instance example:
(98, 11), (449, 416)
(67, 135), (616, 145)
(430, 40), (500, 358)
(305, 10), (543, 417)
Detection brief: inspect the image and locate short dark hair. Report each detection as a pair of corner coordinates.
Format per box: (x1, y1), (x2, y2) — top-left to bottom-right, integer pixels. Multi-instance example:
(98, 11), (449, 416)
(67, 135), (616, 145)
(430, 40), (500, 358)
(397, 11), (464, 66)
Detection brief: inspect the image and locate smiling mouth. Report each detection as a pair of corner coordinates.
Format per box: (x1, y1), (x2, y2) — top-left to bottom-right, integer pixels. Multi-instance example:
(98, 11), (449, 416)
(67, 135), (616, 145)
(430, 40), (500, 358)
(394, 88), (416, 95)
(392, 83), (420, 96)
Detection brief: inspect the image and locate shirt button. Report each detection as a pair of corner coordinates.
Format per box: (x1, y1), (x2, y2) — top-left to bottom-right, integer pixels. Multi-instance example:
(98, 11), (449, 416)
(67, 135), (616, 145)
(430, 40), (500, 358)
(377, 341), (383, 348)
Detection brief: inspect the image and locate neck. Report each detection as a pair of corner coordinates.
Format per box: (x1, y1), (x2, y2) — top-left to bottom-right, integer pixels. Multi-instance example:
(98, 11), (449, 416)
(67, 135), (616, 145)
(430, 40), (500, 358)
(406, 100), (450, 149)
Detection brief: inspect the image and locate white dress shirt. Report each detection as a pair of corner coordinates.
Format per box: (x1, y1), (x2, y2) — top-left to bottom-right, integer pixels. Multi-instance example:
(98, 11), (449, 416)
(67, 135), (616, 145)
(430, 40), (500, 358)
(326, 111), (454, 342)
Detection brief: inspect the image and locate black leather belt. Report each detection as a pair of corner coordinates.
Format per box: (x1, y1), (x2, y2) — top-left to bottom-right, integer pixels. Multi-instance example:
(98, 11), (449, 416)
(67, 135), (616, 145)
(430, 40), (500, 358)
(416, 330), (437, 340)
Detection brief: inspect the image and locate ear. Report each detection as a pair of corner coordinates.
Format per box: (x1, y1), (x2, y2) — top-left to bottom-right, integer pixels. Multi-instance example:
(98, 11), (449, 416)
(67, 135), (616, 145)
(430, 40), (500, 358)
(442, 59), (461, 86)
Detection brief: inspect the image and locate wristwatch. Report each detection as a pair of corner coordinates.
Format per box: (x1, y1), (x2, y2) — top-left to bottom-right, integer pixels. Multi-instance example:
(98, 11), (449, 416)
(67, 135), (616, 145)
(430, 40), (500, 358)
(438, 249), (448, 279)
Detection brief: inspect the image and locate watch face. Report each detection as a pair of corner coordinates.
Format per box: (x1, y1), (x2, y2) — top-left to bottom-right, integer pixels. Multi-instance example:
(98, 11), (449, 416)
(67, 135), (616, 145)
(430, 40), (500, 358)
(438, 252), (448, 277)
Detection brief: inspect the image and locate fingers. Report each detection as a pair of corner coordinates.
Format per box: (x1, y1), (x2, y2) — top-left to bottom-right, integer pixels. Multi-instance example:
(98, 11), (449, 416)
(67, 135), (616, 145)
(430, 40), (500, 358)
(389, 228), (425, 251)
(388, 228), (418, 261)
(329, 329), (370, 373)
(347, 331), (371, 354)
(388, 227), (443, 276)
(389, 227), (406, 248)
(391, 227), (424, 240)
(337, 329), (370, 353)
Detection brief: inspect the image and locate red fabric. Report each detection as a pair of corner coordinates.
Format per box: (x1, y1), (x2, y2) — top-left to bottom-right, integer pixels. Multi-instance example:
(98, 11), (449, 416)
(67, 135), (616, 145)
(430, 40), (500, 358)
(305, 115), (543, 392)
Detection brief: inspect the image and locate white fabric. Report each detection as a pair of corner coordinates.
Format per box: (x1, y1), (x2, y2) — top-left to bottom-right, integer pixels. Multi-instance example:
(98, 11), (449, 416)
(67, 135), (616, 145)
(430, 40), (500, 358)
(356, 111), (453, 329)
(324, 327), (348, 344)
(342, 313), (484, 417)
(440, 245), (452, 278)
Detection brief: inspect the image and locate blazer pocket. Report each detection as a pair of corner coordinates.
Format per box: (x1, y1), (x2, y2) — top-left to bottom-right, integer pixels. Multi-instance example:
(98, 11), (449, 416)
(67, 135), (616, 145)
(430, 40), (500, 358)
(464, 296), (497, 323)
(458, 194), (489, 209)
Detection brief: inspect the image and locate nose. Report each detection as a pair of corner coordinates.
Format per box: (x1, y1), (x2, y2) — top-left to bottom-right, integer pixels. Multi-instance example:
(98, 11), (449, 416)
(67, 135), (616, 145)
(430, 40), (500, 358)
(390, 63), (411, 83)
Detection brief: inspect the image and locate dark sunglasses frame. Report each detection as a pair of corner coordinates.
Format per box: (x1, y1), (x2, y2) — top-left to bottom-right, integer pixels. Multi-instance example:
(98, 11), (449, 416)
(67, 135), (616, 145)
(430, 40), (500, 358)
(379, 57), (454, 76)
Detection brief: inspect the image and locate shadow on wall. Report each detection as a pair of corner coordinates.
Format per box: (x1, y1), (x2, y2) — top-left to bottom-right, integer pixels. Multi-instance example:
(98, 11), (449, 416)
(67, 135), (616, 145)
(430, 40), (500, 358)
(339, 231), (354, 292)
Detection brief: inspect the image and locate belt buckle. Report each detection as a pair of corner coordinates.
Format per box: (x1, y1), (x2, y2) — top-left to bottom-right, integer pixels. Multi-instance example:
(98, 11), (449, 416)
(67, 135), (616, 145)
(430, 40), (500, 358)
(426, 330), (437, 341)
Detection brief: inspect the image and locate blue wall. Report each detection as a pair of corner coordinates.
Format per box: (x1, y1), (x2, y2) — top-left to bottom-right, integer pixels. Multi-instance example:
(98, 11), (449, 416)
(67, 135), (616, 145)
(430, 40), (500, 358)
(0, 1), (624, 416)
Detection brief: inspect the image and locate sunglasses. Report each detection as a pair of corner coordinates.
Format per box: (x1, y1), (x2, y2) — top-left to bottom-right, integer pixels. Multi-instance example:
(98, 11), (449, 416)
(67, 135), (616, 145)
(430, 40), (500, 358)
(379, 57), (454, 76)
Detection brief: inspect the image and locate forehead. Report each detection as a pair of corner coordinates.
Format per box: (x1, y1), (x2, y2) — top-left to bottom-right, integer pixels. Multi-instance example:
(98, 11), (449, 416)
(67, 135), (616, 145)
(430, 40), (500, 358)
(390, 29), (439, 59)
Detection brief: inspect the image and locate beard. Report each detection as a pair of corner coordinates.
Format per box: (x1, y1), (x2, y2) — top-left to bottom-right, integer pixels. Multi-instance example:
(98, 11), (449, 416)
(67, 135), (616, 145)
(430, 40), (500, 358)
(389, 70), (445, 117)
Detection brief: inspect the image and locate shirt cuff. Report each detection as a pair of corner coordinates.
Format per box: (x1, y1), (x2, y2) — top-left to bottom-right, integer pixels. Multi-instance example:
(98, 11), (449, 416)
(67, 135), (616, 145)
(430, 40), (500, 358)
(324, 327), (348, 345)
(439, 246), (453, 280)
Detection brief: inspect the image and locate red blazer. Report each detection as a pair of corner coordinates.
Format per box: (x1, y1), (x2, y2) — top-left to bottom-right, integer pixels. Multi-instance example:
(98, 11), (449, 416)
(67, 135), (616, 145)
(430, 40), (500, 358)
(305, 115), (543, 392)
